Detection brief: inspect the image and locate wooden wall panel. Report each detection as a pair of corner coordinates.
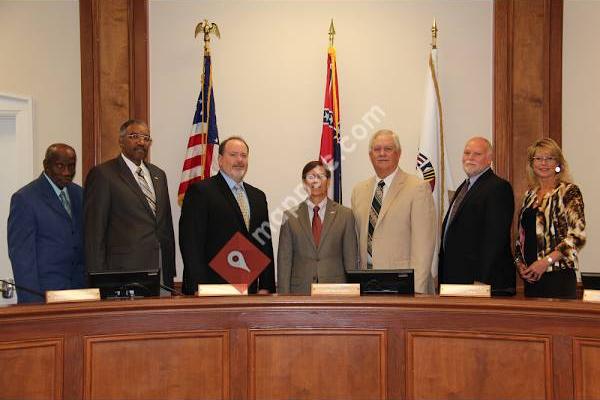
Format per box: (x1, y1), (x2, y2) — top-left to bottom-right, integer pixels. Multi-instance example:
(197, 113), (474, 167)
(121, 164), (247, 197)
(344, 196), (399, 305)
(0, 338), (63, 400)
(249, 329), (387, 400)
(494, 0), (563, 198)
(97, 0), (130, 163)
(84, 330), (229, 400)
(406, 330), (552, 400)
(80, 0), (149, 178)
(573, 338), (600, 400)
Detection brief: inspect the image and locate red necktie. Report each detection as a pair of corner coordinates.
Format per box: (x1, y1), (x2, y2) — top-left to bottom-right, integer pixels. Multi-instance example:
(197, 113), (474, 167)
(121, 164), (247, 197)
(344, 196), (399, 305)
(312, 206), (322, 246)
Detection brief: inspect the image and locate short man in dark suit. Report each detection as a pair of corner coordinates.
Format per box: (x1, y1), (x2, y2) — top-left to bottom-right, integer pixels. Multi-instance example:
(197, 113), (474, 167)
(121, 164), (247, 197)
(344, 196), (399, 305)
(439, 137), (516, 294)
(84, 119), (176, 291)
(179, 136), (275, 295)
(8, 144), (85, 303)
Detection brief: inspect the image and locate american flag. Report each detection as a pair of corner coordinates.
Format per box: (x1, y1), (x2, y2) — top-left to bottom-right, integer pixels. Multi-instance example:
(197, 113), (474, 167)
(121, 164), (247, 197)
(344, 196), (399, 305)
(319, 46), (342, 203)
(178, 53), (219, 205)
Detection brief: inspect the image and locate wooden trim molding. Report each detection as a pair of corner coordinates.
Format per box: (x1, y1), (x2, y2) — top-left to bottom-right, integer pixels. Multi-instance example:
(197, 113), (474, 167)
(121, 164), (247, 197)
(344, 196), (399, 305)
(493, 0), (563, 193)
(79, 0), (149, 180)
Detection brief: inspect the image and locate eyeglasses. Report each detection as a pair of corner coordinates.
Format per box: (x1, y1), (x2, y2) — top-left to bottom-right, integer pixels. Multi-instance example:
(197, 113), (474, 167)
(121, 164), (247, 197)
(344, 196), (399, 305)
(126, 133), (152, 143)
(532, 156), (556, 163)
(305, 174), (328, 180)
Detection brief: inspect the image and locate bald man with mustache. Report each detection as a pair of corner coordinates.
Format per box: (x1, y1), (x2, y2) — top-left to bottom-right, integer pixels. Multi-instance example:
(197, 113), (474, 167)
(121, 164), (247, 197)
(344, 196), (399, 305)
(438, 137), (516, 295)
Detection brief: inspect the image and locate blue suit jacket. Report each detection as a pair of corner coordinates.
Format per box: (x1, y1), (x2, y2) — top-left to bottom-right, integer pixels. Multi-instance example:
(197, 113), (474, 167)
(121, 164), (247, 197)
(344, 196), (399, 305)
(7, 174), (85, 303)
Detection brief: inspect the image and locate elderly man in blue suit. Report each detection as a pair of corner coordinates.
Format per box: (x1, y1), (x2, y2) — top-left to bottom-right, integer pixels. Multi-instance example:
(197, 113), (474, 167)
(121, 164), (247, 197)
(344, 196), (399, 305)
(7, 143), (85, 303)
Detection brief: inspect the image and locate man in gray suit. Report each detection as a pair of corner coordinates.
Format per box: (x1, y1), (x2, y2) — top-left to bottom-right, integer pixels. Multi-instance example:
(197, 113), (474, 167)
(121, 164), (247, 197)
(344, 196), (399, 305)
(84, 119), (176, 291)
(277, 160), (358, 294)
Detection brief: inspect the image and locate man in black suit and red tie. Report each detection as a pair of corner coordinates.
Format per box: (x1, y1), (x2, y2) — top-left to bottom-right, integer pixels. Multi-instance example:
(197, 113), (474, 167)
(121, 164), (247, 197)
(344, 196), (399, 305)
(84, 119), (176, 291)
(439, 137), (516, 295)
(179, 136), (275, 295)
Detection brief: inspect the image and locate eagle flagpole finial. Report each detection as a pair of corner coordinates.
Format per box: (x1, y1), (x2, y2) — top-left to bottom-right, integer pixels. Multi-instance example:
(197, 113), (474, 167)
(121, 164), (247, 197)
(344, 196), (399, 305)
(195, 19), (220, 54)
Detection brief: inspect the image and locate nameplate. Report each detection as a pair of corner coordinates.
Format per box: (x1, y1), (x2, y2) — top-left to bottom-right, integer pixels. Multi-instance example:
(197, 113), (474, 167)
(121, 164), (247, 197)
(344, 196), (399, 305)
(311, 283), (360, 296)
(439, 284), (491, 298)
(197, 284), (248, 296)
(583, 289), (600, 303)
(46, 288), (101, 303)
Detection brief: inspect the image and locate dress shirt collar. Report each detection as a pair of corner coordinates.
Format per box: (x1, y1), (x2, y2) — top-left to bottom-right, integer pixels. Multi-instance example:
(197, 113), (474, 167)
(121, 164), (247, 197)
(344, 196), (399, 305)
(220, 170), (245, 191)
(121, 153), (150, 178)
(43, 172), (69, 199)
(376, 167), (398, 188)
(466, 166), (490, 188)
(306, 197), (328, 224)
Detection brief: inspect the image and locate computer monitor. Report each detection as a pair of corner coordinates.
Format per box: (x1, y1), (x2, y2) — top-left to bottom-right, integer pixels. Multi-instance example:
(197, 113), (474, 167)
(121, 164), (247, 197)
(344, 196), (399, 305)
(581, 272), (600, 290)
(89, 269), (160, 299)
(346, 269), (414, 295)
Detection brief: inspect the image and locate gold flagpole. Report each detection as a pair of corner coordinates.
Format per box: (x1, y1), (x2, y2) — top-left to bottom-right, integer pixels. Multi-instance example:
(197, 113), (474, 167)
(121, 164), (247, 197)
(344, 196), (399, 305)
(431, 18), (438, 49)
(329, 18), (335, 47)
(194, 20), (220, 176)
(429, 18), (446, 220)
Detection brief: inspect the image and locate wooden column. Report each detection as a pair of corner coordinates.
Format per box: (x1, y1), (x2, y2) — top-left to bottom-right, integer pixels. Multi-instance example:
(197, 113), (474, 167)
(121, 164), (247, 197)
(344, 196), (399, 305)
(79, 0), (149, 179)
(494, 0), (563, 199)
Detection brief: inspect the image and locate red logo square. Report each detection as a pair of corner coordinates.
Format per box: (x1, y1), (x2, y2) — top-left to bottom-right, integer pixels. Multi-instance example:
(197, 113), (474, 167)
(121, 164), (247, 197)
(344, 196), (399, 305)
(209, 232), (270, 292)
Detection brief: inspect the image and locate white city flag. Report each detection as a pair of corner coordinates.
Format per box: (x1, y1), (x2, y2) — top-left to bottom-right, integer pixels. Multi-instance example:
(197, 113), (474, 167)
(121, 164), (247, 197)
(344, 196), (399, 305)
(416, 48), (455, 278)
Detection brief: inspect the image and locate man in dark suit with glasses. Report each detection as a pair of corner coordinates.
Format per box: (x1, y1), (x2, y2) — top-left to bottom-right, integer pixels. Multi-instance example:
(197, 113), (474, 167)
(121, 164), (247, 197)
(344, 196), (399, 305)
(84, 119), (176, 293)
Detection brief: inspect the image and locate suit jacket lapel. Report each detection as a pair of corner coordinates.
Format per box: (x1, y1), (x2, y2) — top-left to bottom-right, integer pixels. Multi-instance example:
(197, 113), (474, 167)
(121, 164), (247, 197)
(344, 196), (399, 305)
(451, 169), (493, 223)
(117, 157), (155, 218)
(296, 202), (315, 250)
(66, 184), (81, 225)
(318, 199), (338, 250)
(38, 175), (71, 220)
(378, 169), (405, 222)
(442, 181), (463, 232)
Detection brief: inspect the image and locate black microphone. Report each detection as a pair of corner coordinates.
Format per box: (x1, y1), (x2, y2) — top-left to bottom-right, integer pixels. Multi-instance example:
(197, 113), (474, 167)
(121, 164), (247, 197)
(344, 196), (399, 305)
(0, 279), (45, 300)
(160, 283), (184, 296)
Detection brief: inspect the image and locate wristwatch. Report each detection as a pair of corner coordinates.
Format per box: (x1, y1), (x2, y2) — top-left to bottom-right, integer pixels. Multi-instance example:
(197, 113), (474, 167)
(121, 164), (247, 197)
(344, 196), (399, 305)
(546, 256), (554, 266)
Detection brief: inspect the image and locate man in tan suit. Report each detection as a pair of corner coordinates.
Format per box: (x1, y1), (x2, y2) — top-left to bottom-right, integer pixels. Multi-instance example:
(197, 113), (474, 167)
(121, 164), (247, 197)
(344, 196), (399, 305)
(278, 160), (358, 294)
(351, 130), (435, 294)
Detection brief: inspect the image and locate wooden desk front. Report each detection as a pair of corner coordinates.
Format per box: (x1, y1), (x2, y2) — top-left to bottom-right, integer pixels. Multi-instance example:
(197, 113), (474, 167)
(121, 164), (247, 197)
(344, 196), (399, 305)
(1, 295), (599, 400)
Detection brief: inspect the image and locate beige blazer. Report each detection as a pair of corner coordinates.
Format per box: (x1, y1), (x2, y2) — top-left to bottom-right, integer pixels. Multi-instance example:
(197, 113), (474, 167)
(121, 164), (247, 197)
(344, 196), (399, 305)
(351, 168), (435, 294)
(277, 199), (358, 294)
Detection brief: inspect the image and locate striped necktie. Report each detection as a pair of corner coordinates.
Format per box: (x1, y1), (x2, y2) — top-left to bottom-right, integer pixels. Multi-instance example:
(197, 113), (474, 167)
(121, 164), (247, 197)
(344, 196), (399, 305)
(367, 180), (385, 267)
(136, 167), (156, 215)
(59, 190), (72, 218)
(235, 184), (250, 230)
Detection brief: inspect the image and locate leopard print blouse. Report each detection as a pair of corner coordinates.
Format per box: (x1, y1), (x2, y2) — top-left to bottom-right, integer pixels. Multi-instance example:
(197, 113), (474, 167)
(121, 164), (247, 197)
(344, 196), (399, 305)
(516, 182), (586, 271)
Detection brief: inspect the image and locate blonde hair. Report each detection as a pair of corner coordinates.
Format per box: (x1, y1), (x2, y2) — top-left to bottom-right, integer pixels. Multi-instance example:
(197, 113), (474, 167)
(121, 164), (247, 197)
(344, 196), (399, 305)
(526, 138), (572, 188)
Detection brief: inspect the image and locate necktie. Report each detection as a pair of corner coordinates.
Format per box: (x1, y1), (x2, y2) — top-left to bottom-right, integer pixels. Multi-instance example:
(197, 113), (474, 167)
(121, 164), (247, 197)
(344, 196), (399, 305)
(59, 190), (72, 218)
(136, 167), (156, 215)
(448, 179), (470, 225)
(235, 185), (250, 230)
(367, 180), (385, 268)
(312, 205), (322, 246)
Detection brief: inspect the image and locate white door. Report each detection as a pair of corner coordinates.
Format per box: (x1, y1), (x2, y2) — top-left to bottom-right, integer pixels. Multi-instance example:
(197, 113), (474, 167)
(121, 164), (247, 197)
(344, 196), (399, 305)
(0, 93), (33, 305)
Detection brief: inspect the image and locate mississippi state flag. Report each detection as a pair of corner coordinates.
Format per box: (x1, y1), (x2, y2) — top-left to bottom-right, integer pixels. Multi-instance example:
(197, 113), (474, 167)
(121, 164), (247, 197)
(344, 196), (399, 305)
(178, 52), (219, 205)
(319, 46), (342, 203)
